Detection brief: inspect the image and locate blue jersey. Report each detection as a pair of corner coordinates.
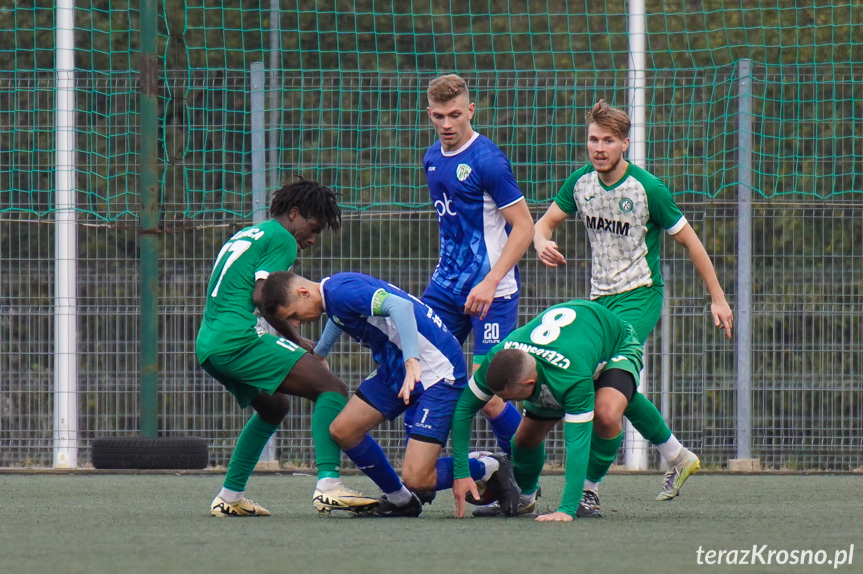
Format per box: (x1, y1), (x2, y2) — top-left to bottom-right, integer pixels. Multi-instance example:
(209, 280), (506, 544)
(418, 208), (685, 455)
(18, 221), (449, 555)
(424, 133), (525, 296)
(321, 272), (468, 390)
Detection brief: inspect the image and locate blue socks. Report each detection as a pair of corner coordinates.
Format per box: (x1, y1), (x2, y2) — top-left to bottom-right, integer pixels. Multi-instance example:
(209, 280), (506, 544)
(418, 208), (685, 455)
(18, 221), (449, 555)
(488, 402), (521, 456)
(434, 457), (487, 490)
(343, 434), (402, 495)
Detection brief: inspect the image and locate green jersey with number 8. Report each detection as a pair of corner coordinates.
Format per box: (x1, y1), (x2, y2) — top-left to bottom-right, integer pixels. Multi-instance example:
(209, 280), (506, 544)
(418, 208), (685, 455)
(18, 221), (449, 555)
(472, 299), (643, 418)
(196, 219), (298, 363)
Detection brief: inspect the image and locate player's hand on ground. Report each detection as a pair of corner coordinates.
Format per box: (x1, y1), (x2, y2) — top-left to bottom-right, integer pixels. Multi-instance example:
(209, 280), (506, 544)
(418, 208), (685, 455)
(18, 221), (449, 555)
(464, 279), (496, 319)
(535, 511), (573, 522)
(534, 238), (566, 267)
(452, 477), (479, 518)
(711, 298), (734, 339)
(398, 357), (422, 404)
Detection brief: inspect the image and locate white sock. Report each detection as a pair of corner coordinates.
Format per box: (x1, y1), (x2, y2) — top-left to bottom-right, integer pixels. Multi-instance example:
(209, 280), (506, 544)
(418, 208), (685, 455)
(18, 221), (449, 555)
(478, 455), (500, 482)
(583, 480), (599, 492)
(656, 435), (684, 463)
(386, 485), (413, 506)
(519, 492), (536, 505)
(315, 477), (344, 492)
(218, 487), (243, 503)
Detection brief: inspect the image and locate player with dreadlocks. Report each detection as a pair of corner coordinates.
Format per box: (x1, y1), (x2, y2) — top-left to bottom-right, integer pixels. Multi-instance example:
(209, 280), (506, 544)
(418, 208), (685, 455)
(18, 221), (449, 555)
(197, 178), (379, 517)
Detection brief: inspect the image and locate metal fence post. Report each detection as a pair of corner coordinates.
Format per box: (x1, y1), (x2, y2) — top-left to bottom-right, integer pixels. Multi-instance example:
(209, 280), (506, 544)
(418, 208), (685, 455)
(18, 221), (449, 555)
(660, 263), (671, 424)
(624, 0), (649, 470)
(139, 0), (160, 438)
(268, 0), (281, 193)
(54, 0), (78, 467)
(736, 59), (753, 461)
(250, 62), (278, 464)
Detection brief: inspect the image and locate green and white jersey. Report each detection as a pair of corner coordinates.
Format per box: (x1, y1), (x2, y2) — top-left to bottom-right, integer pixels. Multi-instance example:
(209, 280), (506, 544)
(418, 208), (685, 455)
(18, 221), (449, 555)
(196, 219), (298, 363)
(469, 299), (644, 418)
(554, 163), (686, 299)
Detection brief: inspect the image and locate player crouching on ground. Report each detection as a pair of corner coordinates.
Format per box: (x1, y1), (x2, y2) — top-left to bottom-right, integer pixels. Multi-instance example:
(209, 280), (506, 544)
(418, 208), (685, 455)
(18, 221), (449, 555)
(261, 270), (520, 517)
(197, 179), (378, 517)
(451, 299), (644, 521)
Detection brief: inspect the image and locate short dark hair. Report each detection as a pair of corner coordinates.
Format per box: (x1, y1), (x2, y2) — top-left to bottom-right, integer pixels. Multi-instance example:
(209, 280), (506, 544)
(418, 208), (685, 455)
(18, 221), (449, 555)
(485, 348), (535, 394)
(261, 270), (299, 316)
(269, 178), (342, 231)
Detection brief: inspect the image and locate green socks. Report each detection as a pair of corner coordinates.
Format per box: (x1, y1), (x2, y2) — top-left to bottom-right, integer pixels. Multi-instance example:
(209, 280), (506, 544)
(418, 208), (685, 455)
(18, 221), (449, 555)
(585, 431), (623, 483)
(223, 413), (280, 492)
(223, 391), (349, 491)
(311, 392), (347, 479)
(511, 441), (545, 494)
(624, 392), (672, 445)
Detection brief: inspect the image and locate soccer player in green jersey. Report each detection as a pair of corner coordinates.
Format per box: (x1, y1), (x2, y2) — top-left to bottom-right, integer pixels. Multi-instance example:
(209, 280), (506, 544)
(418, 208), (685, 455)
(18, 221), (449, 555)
(533, 100), (734, 515)
(450, 299), (644, 521)
(197, 179), (378, 517)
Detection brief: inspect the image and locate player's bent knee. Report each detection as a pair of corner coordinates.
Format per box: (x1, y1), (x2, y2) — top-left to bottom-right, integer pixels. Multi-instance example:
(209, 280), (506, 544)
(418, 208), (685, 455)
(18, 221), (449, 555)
(593, 402), (623, 430)
(513, 436), (542, 449)
(312, 372), (349, 398)
(402, 465), (436, 492)
(308, 370), (349, 399)
(328, 419), (362, 449)
(279, 355), (349, 400)
(250, 393), (290, 425)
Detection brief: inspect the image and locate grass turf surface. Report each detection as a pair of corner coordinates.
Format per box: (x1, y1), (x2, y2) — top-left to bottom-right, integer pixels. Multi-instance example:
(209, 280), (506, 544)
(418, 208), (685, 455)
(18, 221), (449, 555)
(2, 473), (860, 574)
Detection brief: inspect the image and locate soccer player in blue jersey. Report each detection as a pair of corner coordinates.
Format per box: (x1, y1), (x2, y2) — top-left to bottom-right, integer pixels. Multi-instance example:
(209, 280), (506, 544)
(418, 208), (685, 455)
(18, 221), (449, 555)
(261, 270), (520, 517)
(416, 74), (535, 455)
(198, 179), (378, 517)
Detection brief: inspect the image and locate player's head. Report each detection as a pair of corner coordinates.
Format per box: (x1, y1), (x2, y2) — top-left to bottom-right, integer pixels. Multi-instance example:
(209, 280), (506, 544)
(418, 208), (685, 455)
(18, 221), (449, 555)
(585, 100), (630, 176)
(261, 271), (323, 327)
(269, 178), (342, 250)
(426, 74), (476, 152)
(484, 348), (538, 401)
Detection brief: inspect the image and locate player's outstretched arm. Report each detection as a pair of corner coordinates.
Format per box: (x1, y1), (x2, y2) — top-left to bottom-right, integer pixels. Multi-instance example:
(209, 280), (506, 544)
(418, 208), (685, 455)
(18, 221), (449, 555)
(450, 386), (488, 517)
(313, 318), (344, 359)
(533, 202), (570, 268)
(538, 417), (591, 522)
(378, 294), (423, 403)
(670, 223), (734, 339)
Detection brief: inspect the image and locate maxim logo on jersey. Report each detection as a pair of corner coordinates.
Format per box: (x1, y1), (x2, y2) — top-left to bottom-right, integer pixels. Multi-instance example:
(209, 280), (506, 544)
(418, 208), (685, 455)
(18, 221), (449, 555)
(582, 215), (631, 236)
(456, 163), (472, 181)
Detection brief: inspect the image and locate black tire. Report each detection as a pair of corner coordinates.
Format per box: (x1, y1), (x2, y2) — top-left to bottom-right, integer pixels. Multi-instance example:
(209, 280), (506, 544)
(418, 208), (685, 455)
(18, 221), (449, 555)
(91, 437), (209, 470)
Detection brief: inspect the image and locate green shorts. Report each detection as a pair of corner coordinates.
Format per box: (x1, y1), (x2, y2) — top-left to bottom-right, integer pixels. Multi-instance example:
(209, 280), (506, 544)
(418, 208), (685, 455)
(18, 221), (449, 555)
(523, 323), (643, 420)
(593, 285), (662, 344)
(523, 380), (594, 421)
(200, 333), (306, 408)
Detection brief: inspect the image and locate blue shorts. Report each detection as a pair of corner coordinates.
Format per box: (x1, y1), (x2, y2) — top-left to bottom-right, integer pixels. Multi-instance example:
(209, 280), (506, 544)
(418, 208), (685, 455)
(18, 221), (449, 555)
(357, 369), (463, 445)
(421, 280), (519, 364)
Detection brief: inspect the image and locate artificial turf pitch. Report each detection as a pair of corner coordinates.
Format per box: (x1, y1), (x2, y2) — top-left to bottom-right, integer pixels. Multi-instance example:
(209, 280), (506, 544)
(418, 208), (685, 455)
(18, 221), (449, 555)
(1, 472), (859, 574)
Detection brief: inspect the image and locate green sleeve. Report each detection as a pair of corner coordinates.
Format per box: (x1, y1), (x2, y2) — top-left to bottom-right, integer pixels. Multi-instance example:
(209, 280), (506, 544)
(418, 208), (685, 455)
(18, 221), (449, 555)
(451, 385), (490, 479)
(257, 225), (297, 275)
(637, 167), (685, 231)
(557, 419), (592, 516)
(552, 166), (591, 215)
